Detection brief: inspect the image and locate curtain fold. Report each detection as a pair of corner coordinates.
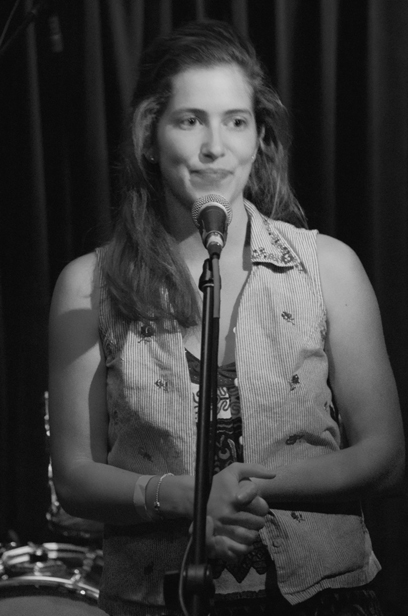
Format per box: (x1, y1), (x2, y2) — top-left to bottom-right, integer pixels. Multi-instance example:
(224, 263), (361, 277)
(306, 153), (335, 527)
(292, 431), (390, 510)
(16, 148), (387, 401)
(0, 0), (406, 610)
(0, 0), (51, 541)
(317, 1), (338, 233)
(104, 0), (145, 115)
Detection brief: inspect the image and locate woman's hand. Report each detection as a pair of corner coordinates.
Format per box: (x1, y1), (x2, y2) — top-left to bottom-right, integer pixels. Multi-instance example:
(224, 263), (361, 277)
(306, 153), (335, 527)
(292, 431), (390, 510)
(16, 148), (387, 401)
(204, 462), (274, 561)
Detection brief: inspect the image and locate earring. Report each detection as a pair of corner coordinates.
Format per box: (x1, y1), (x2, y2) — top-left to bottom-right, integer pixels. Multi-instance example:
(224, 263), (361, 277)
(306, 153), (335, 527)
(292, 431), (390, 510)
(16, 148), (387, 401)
(251, 153), (257, 162)
(145, 151), (156, 164)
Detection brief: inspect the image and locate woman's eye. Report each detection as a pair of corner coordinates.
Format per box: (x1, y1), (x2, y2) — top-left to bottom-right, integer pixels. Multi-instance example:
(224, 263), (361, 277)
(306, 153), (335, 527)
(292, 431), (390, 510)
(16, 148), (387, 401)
(179, 117), (199, 128)
(230, 117), (247, 129)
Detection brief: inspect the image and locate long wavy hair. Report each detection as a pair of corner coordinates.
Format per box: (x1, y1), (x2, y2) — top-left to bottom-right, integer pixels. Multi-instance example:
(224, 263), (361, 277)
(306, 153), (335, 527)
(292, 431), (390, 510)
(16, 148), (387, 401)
(103, 20), (307, 327)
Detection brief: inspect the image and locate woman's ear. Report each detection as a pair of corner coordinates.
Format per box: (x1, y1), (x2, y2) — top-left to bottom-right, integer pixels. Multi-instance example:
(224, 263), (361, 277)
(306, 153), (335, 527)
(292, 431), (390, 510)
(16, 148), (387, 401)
(258, 125), (266, 150)
(252, 127), (266, 161)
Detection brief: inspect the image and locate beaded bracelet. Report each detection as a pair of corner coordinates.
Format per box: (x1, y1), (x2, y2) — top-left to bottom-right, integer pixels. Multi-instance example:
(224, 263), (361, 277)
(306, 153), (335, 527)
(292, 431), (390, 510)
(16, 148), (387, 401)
(153, 472), (174, 519)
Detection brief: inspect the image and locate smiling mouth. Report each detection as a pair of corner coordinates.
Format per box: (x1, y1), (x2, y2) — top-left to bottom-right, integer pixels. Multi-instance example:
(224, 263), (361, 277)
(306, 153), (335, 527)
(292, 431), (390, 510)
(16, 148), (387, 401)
(191, 169), (232, 181)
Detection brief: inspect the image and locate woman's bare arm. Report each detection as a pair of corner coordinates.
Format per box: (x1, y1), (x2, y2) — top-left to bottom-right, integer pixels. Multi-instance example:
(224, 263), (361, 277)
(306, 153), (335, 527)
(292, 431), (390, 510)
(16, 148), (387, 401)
(252, 235), (405, 503)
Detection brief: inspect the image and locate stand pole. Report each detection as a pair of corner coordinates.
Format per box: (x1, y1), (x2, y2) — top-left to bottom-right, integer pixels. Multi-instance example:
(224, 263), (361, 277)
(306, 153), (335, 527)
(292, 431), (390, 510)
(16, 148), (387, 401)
(164, 255), (221, 616)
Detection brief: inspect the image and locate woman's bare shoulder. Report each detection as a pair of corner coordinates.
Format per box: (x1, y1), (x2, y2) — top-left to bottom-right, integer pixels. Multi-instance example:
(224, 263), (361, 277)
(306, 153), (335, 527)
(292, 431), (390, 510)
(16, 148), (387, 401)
(51, 252), (100, 312)
(316, 233), (360, 269)
(315, 233), (374, 311)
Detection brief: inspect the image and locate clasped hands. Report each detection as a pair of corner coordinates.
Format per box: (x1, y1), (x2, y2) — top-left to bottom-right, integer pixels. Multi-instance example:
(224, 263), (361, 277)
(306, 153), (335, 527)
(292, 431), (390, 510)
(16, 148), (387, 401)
(203, 462), (275, 563)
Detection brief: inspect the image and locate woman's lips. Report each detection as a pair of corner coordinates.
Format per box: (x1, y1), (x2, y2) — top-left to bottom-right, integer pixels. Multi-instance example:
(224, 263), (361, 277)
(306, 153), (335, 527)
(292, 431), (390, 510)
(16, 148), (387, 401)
(190, 169), (232, 181)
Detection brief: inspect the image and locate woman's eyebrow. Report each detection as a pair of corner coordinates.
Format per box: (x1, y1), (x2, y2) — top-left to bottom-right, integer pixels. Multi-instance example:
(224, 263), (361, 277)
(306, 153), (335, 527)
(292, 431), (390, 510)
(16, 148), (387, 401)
(171, 107), (253, 116)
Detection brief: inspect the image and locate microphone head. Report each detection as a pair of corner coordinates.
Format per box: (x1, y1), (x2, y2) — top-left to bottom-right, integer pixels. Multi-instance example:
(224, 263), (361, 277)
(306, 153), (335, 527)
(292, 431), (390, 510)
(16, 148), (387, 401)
(191, 194), (233, 228)
(191, 194), (233, 256)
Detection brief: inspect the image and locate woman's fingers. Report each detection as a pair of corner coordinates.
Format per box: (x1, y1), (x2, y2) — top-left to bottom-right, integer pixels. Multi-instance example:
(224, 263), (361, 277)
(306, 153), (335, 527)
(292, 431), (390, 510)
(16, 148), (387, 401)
(213, 521), (259, 546)
(199, 517), (257, 562)
(192, 464), (275, 562)
(228, 463), (275, 510)
(224, 509), (267, 531)
(205, 462), (274, 553)
(207, 534), (255, 562)
(235, 477), (258, 504)
(240, 493), (270, 517)
(236, 478), (270, 512)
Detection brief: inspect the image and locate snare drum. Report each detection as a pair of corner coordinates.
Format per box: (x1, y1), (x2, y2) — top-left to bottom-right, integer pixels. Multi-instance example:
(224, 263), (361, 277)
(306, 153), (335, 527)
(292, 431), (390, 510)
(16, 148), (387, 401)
(0, 543), (106, 615)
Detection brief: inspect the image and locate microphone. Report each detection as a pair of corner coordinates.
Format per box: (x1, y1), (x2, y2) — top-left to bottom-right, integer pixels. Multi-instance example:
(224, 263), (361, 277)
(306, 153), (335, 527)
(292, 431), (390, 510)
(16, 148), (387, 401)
(191, 194), (232, 257)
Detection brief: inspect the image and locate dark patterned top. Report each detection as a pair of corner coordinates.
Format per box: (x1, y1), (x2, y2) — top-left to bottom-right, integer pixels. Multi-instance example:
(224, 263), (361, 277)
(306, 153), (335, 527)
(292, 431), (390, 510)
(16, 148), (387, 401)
(185, 349), (271, 584)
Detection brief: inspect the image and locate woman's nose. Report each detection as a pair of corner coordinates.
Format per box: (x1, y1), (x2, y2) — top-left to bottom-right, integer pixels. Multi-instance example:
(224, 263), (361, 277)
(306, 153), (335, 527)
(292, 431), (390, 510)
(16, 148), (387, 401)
(200, 125), (225, 160)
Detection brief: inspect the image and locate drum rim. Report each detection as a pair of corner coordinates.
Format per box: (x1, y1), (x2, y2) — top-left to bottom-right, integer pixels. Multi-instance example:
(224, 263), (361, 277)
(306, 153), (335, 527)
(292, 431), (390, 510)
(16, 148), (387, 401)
(1, 542), (103, 563)
(0, 574), (99, 601)
(3, 542), (100, 554)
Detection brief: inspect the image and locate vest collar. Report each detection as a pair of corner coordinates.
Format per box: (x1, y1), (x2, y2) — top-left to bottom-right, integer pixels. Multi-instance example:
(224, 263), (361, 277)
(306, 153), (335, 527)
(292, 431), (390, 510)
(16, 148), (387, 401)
(244, 200), (303, 268)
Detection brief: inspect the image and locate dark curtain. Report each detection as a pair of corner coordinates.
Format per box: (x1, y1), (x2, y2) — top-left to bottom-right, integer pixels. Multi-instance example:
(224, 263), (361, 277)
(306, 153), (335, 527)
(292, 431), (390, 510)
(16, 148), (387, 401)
(0, 0), (407, 611)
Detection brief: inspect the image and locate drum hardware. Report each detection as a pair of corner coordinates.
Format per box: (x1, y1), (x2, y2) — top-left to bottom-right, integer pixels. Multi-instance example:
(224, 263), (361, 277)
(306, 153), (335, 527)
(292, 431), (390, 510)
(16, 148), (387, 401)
(0, 542), (103, 603)
(0, 395), (107, 613)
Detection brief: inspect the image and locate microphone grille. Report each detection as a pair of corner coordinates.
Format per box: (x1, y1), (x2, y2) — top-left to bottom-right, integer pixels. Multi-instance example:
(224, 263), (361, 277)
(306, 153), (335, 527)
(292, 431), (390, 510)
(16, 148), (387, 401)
(191, 194), (233, 228)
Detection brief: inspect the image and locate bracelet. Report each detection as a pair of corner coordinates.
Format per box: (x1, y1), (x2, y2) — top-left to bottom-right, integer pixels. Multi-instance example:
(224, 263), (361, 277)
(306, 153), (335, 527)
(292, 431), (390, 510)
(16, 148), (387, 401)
(133, 475), (155, 520)
(153, 473), (174, 519)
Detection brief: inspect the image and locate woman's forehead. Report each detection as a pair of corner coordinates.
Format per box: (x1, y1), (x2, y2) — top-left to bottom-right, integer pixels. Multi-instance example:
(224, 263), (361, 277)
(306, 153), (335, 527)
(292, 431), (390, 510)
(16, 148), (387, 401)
(166, 64), (253, 111)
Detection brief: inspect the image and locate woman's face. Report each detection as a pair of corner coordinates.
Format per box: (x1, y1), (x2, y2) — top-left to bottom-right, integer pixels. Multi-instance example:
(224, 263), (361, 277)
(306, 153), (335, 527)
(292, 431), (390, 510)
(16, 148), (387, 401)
(155, 64), (258, 214)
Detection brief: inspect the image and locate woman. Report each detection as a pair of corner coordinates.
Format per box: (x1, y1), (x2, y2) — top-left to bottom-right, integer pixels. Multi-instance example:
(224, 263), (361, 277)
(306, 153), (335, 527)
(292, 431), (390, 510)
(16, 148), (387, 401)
(48, 20), (404, 616)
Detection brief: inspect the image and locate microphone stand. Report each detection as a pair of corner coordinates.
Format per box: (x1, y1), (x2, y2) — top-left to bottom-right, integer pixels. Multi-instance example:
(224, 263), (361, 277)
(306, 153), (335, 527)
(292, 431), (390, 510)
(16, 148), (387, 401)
(188, 253), (221, 616)
(164, 252), (221, 616)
